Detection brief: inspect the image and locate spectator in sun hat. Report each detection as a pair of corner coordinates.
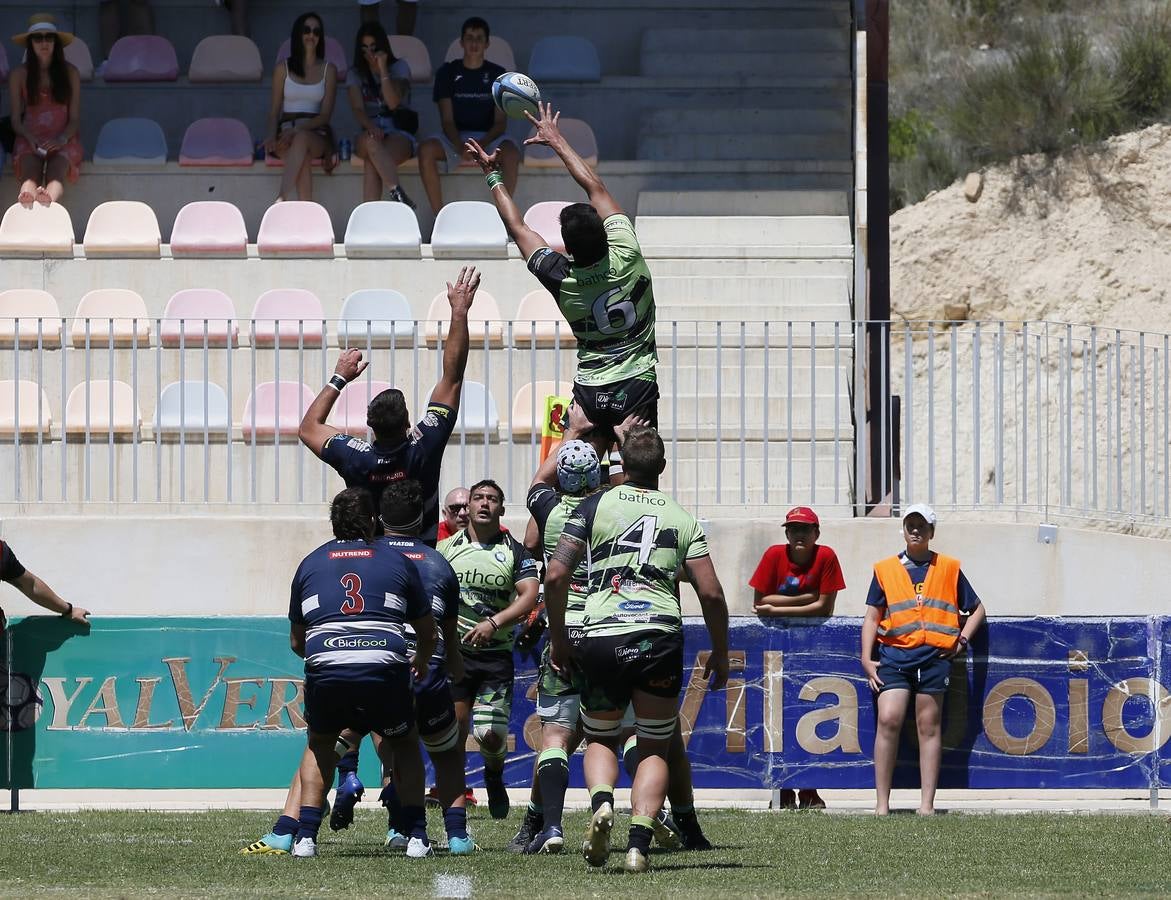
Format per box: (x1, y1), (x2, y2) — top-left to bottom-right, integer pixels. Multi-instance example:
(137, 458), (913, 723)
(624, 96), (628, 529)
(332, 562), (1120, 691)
(749, 504), (845, 809)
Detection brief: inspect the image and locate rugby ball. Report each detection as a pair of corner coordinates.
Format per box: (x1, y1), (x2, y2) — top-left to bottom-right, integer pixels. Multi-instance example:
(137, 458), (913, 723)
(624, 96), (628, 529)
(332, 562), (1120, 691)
(493, 72), (541, 120)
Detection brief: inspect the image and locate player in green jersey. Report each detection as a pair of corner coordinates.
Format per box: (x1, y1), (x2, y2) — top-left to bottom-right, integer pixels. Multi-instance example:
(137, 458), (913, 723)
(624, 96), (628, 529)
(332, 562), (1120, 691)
(544, 426), (730, 873)
(465, 103), (658, 468)
(439, 478), (539, 820)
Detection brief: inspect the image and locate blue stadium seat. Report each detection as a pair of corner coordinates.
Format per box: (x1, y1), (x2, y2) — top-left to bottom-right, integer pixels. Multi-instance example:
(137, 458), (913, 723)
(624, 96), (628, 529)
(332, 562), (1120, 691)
(154, 380), (232, 440)
(528, 36), (601, 82)
(92, 118), (168, 166)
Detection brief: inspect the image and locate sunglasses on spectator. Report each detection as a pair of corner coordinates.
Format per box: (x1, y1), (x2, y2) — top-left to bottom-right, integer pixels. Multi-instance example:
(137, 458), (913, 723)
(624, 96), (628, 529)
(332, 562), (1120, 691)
(361, 42), (378, 52)
(30, 34), (55, 43)
(302, 25), (322, 36)
(447, 503), (468, 513)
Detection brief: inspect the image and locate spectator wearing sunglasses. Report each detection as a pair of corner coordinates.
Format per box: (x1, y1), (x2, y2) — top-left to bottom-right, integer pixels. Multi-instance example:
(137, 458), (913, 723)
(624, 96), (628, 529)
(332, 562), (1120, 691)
(437, 488), (470, 541)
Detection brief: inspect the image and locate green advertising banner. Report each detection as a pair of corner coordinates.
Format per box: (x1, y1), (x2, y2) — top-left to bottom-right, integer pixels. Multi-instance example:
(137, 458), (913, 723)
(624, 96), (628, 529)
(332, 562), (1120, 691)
(2, 617), (315, 789)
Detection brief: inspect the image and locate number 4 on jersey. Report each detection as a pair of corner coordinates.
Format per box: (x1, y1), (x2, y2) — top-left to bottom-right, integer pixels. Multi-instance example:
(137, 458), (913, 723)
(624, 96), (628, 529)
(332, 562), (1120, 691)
(616, 515), (658, 565)
(340, 572), (365, 615)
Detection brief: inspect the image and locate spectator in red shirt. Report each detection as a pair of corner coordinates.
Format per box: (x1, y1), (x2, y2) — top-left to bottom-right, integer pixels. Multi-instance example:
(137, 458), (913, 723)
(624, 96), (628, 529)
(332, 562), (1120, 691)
(437, 487), (470, 541)
(748, 505), (844, 809)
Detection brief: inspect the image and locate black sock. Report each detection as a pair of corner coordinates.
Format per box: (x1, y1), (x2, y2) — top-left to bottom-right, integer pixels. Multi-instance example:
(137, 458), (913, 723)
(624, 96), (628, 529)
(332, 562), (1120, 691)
(402, 804), (427, 841)
(674, 803), (700, 832)
(590, 784), (614, 814)
(380, 783), (403, 833)
(272, 814), (298, 837)
(296, 805), (323, 841)
(443, 805), (468, 841)
(536, 748), (569, 830)
(627, 816), (654, 854)
(337, 749), (360, 778)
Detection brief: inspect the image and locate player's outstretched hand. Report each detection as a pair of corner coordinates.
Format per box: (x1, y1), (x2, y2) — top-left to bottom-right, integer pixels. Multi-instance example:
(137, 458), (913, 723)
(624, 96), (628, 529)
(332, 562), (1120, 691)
(614, 412), (648, 447)
(564, 401), (594, 439)
(704, 648), (729, 691)
(446, 265), (481, 315)
(464, 138), (501, 174)
(523, 102), (562, 147)
(70, 605), (91, 628)
(334, 348), (368, 384)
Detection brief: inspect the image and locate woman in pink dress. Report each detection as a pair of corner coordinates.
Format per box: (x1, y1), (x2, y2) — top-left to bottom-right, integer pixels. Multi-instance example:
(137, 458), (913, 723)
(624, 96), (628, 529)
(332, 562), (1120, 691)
(8, 15), (83, 206)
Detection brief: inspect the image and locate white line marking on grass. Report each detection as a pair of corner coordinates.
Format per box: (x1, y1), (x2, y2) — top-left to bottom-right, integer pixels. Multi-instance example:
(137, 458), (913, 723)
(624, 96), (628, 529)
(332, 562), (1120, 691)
(433, 873), (473, 898)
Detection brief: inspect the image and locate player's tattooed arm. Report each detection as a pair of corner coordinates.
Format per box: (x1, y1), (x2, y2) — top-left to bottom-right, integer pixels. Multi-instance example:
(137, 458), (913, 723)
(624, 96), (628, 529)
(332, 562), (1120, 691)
(544, 533), (584, 675)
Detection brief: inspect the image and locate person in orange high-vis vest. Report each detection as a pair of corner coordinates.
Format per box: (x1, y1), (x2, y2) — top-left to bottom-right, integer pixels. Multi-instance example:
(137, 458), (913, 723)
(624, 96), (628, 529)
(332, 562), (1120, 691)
(860, 503), (985, 816)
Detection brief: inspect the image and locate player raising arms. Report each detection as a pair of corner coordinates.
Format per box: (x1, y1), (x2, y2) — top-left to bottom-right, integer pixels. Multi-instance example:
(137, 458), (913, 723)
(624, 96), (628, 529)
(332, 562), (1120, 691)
(544, 426), (729, 873)
(466, 103), (659, 468)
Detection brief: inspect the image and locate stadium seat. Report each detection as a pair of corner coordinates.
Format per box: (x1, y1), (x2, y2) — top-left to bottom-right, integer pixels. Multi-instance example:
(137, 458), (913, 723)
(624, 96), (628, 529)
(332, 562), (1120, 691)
(82, 201), (161, 257)
(0, 202), (75, 257)
(524, 118), (597, 168)
(454, 380), (500, 439)
(71, 289), (151, 348)
(240, 380), (314, 442)
(92, 117), (168, 166)
(423, 290), (503, 347)
(328, 379), (391, 433)
(250, 289), (325, 348)
(103, 35), (179, 82)
(389, 35), (430, 82)
(257, 201), (334, 258)
(161, 289), (239, 348)
(154, 380), (232, 440)
(64, 380), (141, 440)
(337, 290), (415, 347)
(0, 289), (62, 349)
(522, 201), (571, 253)
(513, 290), (575, 348)
(179, 118), (254, 167)
(188, 35), (263, 82)
(343, 201), (422, 259)
(275, 36), (348, 78)
(0, 380), (52, 438)
(170, 201), (248, 258)
(430, 201), (508, 259)
(64, 37), (94, 81)
(510, 380), (572, 440)
(443, 36), (514, 71)
(528, 36), (601, 82)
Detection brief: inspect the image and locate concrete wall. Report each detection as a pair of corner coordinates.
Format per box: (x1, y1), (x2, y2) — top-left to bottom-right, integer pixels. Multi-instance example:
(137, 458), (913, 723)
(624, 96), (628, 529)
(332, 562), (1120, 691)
(0, 514), (1164, 618)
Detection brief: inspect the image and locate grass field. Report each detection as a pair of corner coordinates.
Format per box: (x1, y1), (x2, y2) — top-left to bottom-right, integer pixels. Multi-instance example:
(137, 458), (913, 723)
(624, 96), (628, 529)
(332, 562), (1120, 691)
(2, 807), (1171, 898)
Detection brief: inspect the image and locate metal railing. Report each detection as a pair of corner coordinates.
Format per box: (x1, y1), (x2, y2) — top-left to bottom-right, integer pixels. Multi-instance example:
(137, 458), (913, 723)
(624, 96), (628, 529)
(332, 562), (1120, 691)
(1, 316), (1168, 523)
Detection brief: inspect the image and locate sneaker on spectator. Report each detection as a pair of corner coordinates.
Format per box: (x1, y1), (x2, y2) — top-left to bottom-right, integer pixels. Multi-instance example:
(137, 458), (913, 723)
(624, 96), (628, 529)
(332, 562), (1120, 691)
(388, 184), (416, 210)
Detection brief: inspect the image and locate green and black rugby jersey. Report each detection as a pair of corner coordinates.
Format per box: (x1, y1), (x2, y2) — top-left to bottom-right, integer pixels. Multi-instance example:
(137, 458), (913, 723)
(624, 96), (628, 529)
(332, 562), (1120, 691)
(526, 214), (658, 388)
(526, 484), (589, 627)
(562, 484), (709, 638)
(438, 528), (538, 653)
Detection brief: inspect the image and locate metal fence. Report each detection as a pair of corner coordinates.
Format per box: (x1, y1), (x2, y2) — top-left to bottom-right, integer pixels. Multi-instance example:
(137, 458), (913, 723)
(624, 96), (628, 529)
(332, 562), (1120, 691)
(1, 316), (1168, 523)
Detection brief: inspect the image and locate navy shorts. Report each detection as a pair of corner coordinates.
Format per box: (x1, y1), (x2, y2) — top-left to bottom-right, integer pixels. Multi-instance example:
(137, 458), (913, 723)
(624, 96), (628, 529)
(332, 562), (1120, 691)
(304, 670), (415, 738)
(877, 654), (951, 695)
(414, 667), (457, 738)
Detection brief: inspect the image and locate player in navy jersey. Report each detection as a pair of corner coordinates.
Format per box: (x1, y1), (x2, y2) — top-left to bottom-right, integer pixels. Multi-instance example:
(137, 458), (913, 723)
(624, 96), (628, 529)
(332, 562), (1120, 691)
(298, 265), (481, 547)
(286, 488), (436, 859)
(376, 480), (475, 855)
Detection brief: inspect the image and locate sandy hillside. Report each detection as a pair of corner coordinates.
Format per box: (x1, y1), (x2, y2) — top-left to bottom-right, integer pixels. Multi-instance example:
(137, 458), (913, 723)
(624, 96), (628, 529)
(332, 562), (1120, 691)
(891, 124), (1171, 335)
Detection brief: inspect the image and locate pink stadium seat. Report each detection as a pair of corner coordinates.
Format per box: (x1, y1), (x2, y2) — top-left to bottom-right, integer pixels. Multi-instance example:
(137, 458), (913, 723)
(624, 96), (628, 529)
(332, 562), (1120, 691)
(71, 289), (151, 348)
(0, 288), (63, 348)
(275, 36), (348, 79)
(257, 201), (334, 258)
(179, 118), (254, 167)
(64, 37), (94, 81)
(0, 380), (53, 437)
(64, 380), (141, 440)
(0, 202), (75, 257)
(250, 289), (325, 348)
(443, 36), (515, 71)
(240, 380), (315, 441)
(523, 201), (571, 253)
(389, 35), (430, 82)
(83, 201), (161, 257)
(104, 35), (179, 82)
(514, 290), (576, 349)
(161, 289), (240, 348)
(524, 119), (598, 168)
(170, 201), (248, 258)
(188, 35), (263, 82)
(328, 379), (391, 434)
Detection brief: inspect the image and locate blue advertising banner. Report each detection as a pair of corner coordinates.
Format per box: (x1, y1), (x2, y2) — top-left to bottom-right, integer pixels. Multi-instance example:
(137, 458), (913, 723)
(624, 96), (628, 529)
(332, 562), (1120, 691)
(1, 616), (1167, 791)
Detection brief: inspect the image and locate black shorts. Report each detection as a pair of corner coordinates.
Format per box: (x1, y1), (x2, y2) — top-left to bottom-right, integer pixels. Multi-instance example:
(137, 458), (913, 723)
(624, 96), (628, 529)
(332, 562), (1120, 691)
(449, 649), (515, 707)
(571, 376), (659, 431)
(304, 670), (415, 738)
(414, 667), (457, 738)
(578, 629), (684, 714)
(877, 654), (952, 696)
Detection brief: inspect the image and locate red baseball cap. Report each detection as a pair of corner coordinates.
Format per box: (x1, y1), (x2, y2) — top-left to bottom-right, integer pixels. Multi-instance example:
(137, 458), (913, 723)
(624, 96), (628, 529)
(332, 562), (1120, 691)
(784, 506), (819, 526)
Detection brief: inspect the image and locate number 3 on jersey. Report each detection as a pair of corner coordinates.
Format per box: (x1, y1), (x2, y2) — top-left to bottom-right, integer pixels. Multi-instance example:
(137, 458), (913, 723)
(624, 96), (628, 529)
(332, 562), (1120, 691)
(616, 515), (658, 565)
(340, 572), (365, 615)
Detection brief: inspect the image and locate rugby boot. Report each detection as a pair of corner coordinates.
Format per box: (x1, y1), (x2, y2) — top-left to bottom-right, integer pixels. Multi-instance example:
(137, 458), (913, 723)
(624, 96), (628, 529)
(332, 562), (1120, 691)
(291, 837), (317, 858)
(448, 835), (478, 855)
(384, 829), (410, 851)
(525, 825), (564, 854)
(652, 808), (681, 850)
(484, 769), (510, 819)
(329, 771), (364, 831)
(406, 836), (434, 858)
(239, 832), (292, 855)
(507, 805), (544, 853)
(582, 801), (613, 867)
(623, 847), (650, 873)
